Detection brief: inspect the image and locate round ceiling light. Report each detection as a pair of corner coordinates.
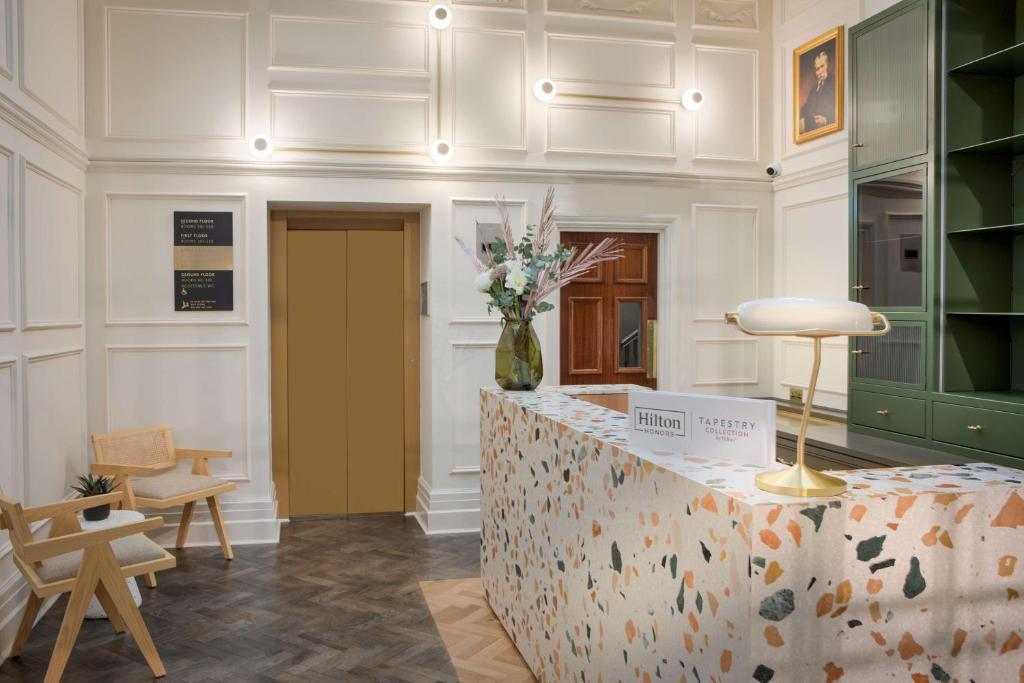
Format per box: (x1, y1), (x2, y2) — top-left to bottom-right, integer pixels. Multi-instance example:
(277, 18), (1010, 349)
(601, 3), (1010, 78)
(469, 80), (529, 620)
(681, 88), (705, 111)
(430, 139), (454, 163)
(248, 133), (274, 159)
(533, 79), (557, 103)
(428, 4), (452, 29)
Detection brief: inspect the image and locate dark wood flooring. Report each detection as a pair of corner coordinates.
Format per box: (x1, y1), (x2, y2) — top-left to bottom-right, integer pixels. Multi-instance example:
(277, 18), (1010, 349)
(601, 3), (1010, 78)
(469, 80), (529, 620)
(0, 515), (481, 682)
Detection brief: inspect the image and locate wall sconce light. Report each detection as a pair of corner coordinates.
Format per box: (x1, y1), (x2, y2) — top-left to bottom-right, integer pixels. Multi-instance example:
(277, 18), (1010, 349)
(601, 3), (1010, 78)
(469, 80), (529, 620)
(428, 4), (452, 29)
(248, 133), (274, 159)
(681, 88), (705, 111)
(430, 139), (453, 163)
(533, 79), (557, 103)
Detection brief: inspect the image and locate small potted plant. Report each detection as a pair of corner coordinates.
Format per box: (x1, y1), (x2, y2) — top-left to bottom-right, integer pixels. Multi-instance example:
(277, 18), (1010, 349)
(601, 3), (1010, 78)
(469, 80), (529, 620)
(71, 474), (114, 521)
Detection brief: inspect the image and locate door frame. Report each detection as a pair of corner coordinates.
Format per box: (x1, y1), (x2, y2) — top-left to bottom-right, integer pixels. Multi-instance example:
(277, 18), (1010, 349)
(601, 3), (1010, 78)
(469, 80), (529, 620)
(269, 210), (421, 518)
(548, 216), (678, 391)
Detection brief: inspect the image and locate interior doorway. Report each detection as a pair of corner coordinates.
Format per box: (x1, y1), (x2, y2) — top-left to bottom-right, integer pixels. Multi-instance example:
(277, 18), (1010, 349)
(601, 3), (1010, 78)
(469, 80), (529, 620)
(559, 231), (658, 388)
(270, 211), (420, 518)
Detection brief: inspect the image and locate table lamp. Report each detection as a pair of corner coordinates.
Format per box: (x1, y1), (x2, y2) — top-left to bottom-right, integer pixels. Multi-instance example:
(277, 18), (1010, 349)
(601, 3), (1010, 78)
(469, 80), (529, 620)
(725, 297), (891, 497)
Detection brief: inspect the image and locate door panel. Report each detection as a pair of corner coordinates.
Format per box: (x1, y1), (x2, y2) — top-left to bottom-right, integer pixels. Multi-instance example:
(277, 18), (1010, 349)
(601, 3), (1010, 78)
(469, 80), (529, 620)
(567, 296), (603, 375)
(288, 230), (348, 516)
(347, 230), (405, 514)
(560, 232), (658, 387)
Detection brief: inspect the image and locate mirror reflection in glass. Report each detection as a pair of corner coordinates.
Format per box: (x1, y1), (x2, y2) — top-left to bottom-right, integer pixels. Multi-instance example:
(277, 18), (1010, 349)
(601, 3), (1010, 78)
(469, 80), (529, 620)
(618, 301), (643, 368)
(855, 168), (924, 308)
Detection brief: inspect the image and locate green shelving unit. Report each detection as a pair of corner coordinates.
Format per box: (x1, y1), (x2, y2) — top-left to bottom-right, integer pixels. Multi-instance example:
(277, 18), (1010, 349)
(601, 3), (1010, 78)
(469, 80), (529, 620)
(847, 0), (1024, 469)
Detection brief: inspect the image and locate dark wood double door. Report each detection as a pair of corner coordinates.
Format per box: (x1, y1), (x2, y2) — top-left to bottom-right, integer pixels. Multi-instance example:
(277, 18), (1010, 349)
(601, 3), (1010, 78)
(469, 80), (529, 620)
(559, 232), (658, 388)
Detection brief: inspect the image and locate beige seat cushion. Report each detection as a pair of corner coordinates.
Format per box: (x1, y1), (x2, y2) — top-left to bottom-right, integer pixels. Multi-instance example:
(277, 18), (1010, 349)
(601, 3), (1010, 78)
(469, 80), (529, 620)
(39, 534), (166, 583)
(130, 470), (223, 500)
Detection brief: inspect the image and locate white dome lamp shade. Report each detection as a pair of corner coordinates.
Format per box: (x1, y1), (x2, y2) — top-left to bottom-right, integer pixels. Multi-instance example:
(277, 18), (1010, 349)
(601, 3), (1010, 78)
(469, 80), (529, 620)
(428, 4), (453, 29)
(681, 88), (705, 111)
(248, 134), (274, 159)
(430, 139), (454, 163)
(725, 297), (891, 498)
(533, 79), (557, 103)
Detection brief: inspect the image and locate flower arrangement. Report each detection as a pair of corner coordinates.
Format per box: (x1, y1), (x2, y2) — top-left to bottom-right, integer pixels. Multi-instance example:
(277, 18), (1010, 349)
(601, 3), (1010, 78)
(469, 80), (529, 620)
(455, 188), (622, 322)
(455, 188), (622, 390)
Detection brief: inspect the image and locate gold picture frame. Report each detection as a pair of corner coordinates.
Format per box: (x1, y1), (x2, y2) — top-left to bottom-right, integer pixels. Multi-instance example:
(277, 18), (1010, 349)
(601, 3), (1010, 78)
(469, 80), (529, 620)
(793, 26), (844, 145)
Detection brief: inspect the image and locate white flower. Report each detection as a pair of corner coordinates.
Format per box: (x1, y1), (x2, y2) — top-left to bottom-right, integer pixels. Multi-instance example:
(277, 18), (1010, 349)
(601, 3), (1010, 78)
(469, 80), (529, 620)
(504, 259), (528, 295)
(474, 269), (495, 292)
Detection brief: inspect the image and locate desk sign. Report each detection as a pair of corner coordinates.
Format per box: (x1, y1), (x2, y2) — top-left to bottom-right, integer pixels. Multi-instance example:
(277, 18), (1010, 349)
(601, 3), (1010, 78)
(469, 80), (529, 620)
(174, 211), (233, 311)
(628, 391), (775, 467)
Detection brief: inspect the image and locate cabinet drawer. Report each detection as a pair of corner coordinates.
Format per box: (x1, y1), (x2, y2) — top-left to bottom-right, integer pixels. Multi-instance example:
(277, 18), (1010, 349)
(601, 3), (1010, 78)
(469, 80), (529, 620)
(849, 391), (926, 437)
(932, 403), (1024, 458)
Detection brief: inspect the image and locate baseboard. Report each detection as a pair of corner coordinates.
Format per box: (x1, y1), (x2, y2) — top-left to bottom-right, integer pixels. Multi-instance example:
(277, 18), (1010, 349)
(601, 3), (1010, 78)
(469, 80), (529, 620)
(414, 477), (481, 535)
(140, 497), (281, 548)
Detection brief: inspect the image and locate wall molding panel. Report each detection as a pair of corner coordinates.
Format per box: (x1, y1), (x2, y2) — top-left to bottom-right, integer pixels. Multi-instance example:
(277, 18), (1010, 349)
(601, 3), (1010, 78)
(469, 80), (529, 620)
(22, 347), (86, 507)
(545, 0), (676, 24)
(450, 340), (496, 475)
(17, 0), (84, 133)
(546, 103), (675, 158)
(0, 146), (13, 331)
(19, 159), (83, 330)
(0, 0), (13, 81)
(0, 356), (18, 501)
(452, 28), (526, 150)
(693, 0), (758, 31)
(546, 33), (675, 89)
(104, 192), (248, 327)
(270, 15), (430, 77)
(104, 7), (246, 141)
(691, 203), (758, 322)
(693, 45), (758, 161)
(780, 338), (848, 395)
(271, 89), (430, 151)
(692, 338), (759, 385)
(105, 344), (251, 482)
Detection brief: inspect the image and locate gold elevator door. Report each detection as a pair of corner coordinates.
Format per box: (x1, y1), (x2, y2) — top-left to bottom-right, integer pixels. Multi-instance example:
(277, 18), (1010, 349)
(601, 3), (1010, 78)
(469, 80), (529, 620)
(287, 229), (405, 516)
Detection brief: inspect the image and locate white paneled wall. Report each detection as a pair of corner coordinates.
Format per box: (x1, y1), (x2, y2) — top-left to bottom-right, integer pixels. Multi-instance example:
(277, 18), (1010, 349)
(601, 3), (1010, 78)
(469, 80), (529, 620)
(768, 0), (901, 410)
(79, 0), (778, 537)
(0, 0), (87, 649)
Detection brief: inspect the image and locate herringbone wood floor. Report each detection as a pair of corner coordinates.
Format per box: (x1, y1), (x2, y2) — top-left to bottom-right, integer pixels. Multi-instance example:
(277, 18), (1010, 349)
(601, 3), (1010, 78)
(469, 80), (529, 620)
(0, 515), (480, 682)
(419, 579), (534, 683)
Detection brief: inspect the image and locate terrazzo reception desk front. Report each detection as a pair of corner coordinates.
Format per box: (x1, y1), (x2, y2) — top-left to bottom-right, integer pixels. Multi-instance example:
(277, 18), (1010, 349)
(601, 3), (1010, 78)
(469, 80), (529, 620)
(479, 386), (1024, 682)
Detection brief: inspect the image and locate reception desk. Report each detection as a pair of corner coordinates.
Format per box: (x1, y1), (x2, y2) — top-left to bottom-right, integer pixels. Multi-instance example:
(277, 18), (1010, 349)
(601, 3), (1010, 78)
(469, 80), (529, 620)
(480, 385), (1024, 682)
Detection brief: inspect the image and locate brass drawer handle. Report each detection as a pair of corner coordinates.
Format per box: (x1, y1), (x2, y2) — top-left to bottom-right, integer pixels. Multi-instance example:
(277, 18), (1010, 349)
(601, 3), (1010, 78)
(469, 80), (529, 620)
(852, 143), (865, 148)
(967, 424), (983, 433)
(875, 409), (889, 416)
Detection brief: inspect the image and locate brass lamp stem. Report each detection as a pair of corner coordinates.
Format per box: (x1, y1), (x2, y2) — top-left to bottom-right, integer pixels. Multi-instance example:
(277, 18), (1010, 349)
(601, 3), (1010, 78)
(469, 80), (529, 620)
(796, 337), (822, 469)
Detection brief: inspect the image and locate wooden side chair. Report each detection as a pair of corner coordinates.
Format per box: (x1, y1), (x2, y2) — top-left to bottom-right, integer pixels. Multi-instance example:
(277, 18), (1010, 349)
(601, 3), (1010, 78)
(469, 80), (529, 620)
(91, 424), (236, 587)
(0, 490), (175, 682)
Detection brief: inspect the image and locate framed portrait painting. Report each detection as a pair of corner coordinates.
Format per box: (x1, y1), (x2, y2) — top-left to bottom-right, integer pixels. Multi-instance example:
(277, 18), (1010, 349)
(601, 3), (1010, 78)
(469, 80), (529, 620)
(794, 26), (844, 144)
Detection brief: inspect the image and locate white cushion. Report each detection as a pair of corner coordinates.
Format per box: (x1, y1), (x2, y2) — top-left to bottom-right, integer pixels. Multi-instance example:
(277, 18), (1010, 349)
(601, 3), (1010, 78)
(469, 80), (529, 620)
(735, 297), (874, 334)
(130, 470), (223, 500)
(39, 534), (165, 583)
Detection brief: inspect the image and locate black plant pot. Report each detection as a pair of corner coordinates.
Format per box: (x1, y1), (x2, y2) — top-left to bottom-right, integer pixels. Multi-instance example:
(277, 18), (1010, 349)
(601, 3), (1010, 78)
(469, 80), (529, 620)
(83, 503), (111, 522)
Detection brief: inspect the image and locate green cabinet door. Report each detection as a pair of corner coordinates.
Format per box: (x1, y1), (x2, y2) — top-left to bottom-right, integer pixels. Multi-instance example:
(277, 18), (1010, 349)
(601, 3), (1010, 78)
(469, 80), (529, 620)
(850, 0), (930, 171)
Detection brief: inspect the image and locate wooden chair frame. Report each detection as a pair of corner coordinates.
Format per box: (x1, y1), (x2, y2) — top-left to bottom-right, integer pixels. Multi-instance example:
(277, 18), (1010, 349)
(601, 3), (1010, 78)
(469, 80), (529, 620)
(0, 490), (175, 682)
(91, 425), (236, 589)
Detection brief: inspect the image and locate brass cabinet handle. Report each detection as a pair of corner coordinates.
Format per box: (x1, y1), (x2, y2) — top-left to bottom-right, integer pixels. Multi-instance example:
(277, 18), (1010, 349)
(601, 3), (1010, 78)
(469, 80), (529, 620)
(851, 284), (870, 291)
(646, 319), (658, 380)
(875, 409), (889, 416)
(967, 424), (983, 433)
(852, 349), (870, 355)
(852, 143), (865, 148)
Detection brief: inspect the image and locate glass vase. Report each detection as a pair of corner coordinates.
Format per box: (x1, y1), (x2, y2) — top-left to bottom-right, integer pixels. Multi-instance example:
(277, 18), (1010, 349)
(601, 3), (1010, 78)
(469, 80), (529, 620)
(495, 318), (543, 390)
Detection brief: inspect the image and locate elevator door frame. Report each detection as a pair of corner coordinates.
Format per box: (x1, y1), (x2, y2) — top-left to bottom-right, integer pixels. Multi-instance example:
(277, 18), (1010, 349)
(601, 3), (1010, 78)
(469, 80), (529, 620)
(269, 210), (421, 519)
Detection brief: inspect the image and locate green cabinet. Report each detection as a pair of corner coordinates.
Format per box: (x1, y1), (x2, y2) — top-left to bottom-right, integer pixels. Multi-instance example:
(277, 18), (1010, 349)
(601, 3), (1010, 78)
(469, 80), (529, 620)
(848, 0), (1024, 470)
(850, 0), (930, 172)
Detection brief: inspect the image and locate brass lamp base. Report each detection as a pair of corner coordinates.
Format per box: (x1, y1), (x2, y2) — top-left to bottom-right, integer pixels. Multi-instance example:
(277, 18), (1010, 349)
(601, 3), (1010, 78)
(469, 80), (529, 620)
(755, 463), (847, 497)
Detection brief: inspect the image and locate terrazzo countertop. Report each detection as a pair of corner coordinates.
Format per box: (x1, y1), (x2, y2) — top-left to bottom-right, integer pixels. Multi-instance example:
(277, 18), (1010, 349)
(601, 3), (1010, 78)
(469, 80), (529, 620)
(480, 385), (1024, 683)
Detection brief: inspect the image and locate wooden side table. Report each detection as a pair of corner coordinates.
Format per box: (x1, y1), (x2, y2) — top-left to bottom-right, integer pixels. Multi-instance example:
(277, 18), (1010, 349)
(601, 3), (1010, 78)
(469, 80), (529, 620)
(78, 509), (146, 619)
